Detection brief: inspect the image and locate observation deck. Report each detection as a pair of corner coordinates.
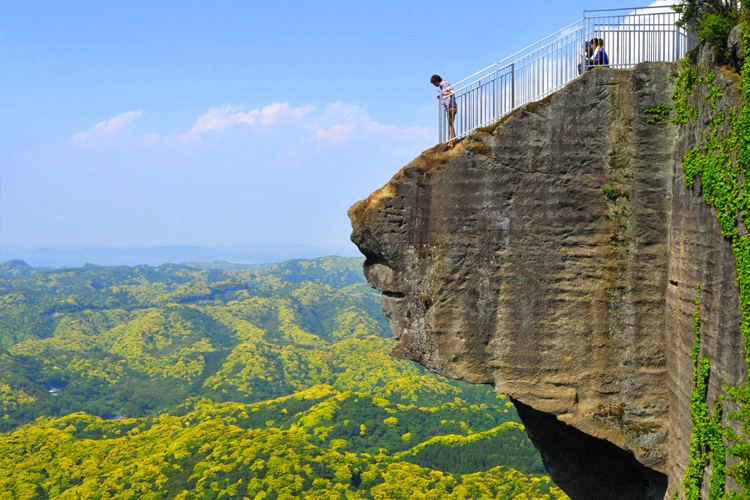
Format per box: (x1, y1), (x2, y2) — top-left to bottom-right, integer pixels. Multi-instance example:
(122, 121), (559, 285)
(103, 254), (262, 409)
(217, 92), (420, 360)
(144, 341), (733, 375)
(438, 6), (696, 143)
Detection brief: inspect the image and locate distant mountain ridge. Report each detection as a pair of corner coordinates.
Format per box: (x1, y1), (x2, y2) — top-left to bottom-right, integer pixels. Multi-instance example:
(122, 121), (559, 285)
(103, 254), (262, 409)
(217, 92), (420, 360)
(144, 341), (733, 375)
(0, 259), (34, 277)
(2, 243), (361, 267)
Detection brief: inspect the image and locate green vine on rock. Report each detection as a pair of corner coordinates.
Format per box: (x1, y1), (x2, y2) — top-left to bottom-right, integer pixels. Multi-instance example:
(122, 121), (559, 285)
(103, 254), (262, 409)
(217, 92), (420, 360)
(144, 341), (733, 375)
(684, 285), (709, 499)
(644, 105), (673, 124)
(673, 57), (699, 126)
(679, 285), (726, 500)
(602, 188), (630, 201)
(673, 28), (750, 499)
(708, 400), (726, 500)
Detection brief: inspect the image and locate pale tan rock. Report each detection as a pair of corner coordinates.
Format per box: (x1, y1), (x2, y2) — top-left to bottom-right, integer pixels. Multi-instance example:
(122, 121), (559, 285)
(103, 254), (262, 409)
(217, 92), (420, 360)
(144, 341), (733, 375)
(349, 44), (745, 500)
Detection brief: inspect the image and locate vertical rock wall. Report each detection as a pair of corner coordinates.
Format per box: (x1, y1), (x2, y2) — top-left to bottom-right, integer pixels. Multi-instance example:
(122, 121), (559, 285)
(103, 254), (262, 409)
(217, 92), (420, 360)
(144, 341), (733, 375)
(666, 47), (745, 495)
(349, 46), (745, 499)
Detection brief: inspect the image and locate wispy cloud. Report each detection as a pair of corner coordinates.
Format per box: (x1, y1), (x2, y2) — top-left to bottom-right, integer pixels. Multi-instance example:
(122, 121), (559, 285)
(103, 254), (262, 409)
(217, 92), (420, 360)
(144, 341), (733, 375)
(174, 101), (316, 143)
(314, 123), (355, 144)
(71, 110), (143, 148)
(647, 0), (677, 7)
(364, 119), (433, 141)
(310, 102), (431, 145)
(229, 102), (316, 127)
(69, 101), (433, 154)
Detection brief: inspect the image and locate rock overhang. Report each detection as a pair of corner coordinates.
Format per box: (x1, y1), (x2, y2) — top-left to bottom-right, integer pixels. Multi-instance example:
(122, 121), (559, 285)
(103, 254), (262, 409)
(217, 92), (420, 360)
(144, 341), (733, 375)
(348, 58), (744, 499)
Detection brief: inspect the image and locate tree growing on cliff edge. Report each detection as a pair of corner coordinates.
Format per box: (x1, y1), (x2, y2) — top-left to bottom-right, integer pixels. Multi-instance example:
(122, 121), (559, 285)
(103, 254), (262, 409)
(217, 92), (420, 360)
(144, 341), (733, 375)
(674, 0), (749, 54)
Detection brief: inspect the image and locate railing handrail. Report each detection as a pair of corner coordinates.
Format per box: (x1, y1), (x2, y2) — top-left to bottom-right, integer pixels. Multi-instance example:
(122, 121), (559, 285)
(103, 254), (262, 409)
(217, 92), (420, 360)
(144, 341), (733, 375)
(438, 6), (694, 144)
(450, 6), (679, 94)
(584, 5), (676, 13)
(493, 18), (585, 69)
(450, 18), (584, 90)
(449, 63), (503, 92)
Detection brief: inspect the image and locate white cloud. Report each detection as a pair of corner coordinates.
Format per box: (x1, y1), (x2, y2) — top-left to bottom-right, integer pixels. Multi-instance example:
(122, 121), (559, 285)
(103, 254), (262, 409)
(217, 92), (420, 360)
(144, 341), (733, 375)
(310, 102), (431, 145)
(189, 105), (240, 134)
(72, 101), (433, 154)
(314, 123), (356, 144)
(71, 110), (143, 148)
(232, 102), (316, 126)
(147, 100), (430, 148)
(648, 0), (677, 8)
(174, 101), (316, 143)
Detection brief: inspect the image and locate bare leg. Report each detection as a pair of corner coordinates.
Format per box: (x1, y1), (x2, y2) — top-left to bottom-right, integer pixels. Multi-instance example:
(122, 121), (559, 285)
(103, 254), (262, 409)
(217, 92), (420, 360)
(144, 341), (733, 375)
(448, 107), (457, 146)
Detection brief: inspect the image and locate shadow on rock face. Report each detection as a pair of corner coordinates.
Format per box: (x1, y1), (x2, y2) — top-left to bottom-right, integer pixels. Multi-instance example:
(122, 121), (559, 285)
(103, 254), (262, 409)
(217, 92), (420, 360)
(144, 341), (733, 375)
(513, 398), (668, 500)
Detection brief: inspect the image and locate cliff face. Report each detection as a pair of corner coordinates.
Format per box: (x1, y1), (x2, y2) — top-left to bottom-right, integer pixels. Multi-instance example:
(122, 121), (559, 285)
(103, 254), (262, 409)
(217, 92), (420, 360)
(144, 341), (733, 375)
(349, 46), (744, 500)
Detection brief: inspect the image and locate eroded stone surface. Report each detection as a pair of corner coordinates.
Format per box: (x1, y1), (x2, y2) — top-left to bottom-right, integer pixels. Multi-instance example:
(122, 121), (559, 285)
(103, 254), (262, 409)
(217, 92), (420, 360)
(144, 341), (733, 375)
(349, 47), (745, 499)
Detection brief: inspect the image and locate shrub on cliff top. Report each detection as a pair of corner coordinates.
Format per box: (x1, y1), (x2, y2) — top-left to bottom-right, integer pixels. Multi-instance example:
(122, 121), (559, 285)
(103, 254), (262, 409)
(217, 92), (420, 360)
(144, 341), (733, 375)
(674, 0), (748, 58)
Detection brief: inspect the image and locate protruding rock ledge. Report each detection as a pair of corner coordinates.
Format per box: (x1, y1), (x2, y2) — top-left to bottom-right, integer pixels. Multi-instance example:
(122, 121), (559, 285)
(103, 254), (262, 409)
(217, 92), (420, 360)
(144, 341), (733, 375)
(349, 48), (746, 499)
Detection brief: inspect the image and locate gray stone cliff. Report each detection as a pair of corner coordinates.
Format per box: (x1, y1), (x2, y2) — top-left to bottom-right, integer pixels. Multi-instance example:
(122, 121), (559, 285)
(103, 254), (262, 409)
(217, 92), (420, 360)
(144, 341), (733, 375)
(349, 45), (744, 500)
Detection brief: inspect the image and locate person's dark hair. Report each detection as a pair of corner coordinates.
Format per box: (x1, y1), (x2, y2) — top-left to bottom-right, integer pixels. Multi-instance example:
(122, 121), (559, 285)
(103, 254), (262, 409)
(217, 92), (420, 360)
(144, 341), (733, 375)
(598, 38), (604, 47)
(430, 74), (442, 85)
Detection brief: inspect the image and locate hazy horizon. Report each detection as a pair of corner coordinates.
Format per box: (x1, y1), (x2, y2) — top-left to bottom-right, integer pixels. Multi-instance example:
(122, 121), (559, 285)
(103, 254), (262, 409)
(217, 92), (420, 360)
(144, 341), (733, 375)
(1, 242), (362, 268)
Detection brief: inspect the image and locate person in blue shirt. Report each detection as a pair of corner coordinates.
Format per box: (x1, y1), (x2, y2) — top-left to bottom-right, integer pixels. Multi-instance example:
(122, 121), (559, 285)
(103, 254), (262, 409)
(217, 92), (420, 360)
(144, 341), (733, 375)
(431, 74), (458, 147)
(593, 38), (609, 67)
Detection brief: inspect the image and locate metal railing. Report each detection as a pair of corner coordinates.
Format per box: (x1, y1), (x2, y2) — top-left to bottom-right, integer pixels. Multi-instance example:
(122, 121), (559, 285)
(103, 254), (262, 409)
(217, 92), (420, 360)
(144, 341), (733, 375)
(438, 6), (697, 143)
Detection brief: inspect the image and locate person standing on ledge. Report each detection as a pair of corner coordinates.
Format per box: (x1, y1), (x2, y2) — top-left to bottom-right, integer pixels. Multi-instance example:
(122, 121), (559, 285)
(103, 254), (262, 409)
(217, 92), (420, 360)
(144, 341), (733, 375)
(431, 74), (457, 147)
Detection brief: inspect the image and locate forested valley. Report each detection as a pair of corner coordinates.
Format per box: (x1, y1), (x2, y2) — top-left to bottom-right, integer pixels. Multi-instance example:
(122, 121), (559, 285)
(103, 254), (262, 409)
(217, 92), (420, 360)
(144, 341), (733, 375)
(0, 257), (568, 499)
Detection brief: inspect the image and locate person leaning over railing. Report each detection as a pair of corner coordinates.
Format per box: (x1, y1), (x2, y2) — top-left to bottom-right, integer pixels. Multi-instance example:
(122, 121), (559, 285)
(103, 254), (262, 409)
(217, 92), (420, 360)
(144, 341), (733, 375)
(431, 74), (458, 147)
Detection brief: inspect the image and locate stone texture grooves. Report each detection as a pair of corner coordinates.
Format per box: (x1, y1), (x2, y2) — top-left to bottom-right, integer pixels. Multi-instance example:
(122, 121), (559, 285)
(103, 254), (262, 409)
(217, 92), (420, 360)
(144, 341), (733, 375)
(349, 52), (744, 500)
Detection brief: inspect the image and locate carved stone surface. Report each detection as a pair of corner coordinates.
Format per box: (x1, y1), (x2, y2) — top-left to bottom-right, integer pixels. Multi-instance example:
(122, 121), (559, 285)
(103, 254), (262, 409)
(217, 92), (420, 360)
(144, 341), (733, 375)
(349, 46), (744, 499)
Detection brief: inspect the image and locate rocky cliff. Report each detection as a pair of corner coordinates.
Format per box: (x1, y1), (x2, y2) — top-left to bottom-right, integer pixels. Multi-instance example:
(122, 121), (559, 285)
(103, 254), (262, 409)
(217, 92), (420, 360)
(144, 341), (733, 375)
(349, 44), (745, 500)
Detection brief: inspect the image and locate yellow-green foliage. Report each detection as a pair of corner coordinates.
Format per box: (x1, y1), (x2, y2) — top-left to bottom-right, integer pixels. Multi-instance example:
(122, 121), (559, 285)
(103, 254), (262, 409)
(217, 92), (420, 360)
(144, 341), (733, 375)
(394, 422), (525, 459)
(0, 257), (407, 426)
(0, 382), (36, 414)
(0, 257), (564, 498)
(0, 397), (567, 500)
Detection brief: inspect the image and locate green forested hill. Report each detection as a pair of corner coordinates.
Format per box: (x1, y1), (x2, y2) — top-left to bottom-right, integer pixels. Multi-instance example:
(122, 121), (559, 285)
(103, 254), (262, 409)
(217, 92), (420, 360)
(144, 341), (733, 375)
(0, 257), (567, 499)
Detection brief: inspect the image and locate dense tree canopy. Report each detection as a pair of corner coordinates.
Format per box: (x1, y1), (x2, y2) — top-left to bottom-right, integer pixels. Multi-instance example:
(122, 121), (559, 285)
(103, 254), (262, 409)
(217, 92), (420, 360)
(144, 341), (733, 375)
(0, 257), (568, 499)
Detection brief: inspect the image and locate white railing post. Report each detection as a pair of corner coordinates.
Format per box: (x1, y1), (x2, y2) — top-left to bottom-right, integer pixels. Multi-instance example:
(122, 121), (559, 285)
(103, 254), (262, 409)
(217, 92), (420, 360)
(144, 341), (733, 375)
(582, 10), (587, 72)
(438, 96), (443, 144)
(581, 11), (586, 55)
(511, 63), (516, 109)
(494, 69), (499, 123)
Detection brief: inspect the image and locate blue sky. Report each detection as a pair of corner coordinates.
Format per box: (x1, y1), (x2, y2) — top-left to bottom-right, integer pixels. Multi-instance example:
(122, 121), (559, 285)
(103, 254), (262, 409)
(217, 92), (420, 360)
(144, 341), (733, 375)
(1, 0), (661, 255)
